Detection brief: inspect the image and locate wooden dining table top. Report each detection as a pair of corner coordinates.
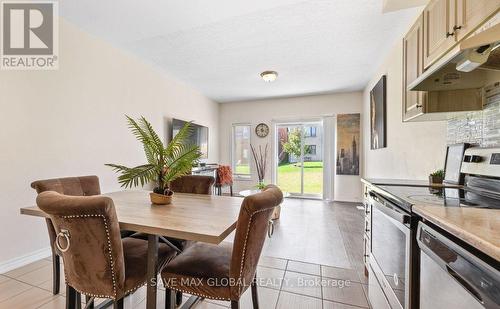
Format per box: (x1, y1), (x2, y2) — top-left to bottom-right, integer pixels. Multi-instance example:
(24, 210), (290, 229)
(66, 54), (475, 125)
(20, 190), (243, 244)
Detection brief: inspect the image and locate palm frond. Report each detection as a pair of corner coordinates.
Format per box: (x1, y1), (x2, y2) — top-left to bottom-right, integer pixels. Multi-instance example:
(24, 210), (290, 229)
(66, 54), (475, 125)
(143, 143), (158, 165)
(163, 145), (201, 183)
(105, 163), (156, 188)
(126, 115), (150, 145)
(165, 121), (194, 157)
(105, 163), (132, 173)
(139, 116), (164, 152)
(126, 115), (163, 156)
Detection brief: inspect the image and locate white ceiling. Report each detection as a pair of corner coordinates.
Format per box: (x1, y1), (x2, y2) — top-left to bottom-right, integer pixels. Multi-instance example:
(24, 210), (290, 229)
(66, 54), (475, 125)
(60, 0), (421, 103)
(383, 0), (428, 13)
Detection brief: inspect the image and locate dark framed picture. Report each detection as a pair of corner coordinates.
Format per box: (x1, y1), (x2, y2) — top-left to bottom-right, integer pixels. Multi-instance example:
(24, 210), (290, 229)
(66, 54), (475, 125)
(370, 75), (387, 149)
(336, 114), (360, 175)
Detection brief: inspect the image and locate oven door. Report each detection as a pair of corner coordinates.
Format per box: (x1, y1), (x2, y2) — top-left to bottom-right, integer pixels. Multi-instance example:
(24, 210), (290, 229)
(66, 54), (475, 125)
(369, 191), (412, 309)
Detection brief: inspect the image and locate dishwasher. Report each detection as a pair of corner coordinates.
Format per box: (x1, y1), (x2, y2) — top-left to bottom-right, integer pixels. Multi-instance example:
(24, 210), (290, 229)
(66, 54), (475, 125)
(417, 222), (500, 309)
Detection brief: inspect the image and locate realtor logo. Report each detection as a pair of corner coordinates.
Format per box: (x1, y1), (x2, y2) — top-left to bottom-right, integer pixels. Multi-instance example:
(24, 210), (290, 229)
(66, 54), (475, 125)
(1, 1), (58, 70)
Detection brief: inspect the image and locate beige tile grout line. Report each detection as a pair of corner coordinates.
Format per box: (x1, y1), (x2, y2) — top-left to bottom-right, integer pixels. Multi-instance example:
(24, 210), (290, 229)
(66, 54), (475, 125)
(277, 258), (369, 309)
(273, 258), (289, 309)
(1, 261), (51, 280)
(0, 276), (60, 309)
(1, 257), (368, 309)
(320, 264), (324, 309)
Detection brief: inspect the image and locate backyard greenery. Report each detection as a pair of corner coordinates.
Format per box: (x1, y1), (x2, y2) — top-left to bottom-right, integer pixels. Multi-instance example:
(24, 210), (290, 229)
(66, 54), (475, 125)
(277, 161), (323, 194)
(235, 161), (323, 194)
(235, 164), (250, 175)
(281, 128), (311, 159)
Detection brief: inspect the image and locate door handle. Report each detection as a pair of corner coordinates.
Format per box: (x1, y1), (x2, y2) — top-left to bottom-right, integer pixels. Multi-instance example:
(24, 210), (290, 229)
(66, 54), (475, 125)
(370, 191), (410, 224)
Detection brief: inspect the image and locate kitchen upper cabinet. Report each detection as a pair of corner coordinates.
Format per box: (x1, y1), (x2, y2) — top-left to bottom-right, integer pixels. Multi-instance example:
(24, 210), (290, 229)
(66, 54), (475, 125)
(423, 0), (499, 68)
(403, 15), (426, 121)
(402, 1), (497, 122)
(423, 0), (456, 69)
(455, 0), (500, 41)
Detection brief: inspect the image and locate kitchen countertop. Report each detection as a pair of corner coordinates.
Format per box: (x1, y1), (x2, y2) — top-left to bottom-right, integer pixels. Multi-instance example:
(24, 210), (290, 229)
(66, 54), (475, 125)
(413, 204), (500, 262)
(361, 177), (461, 187)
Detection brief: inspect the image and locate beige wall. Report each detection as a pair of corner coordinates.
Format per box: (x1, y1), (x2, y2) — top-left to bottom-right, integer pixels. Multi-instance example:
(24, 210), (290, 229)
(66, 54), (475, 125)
(219, 92), (363, 202)
(362, 24), (447, 180)
(0, 19), (219, 268)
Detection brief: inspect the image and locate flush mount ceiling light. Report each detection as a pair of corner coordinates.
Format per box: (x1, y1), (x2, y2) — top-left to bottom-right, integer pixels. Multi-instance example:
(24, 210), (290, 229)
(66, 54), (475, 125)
(260, 71), (278, 82)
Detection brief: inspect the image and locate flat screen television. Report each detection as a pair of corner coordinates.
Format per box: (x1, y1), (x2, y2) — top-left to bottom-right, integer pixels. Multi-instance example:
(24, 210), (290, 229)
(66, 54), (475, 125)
(171, 118), (208, 159)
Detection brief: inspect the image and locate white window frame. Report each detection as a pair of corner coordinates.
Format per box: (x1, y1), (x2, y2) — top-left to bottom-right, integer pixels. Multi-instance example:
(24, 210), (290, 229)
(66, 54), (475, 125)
(231, 123), (252, 180)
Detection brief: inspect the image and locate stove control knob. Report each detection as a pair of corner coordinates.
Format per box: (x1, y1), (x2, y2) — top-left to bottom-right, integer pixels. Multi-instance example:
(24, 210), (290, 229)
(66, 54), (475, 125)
(471, 155), (483, 163)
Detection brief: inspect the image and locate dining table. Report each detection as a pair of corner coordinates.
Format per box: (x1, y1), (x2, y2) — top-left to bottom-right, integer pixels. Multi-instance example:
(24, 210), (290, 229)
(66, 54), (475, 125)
(20, 190), (244, 309)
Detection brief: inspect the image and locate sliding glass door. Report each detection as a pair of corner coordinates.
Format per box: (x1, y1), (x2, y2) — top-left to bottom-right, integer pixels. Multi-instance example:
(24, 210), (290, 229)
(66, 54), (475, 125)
(276, 121), (323, 198)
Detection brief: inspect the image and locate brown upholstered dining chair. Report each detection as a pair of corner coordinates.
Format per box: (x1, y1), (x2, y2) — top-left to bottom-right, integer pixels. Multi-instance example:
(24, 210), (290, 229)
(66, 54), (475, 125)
(169, 175), (215, 195)
(36, 191), (177, 309)
(161, 185), (283, 309)
(31, 176), (98, 296)
(30, 176), (135, 296)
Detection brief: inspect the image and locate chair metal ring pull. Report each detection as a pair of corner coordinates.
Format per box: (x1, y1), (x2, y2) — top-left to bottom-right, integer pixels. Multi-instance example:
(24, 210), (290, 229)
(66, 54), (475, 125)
(56, 229), (71, 253)
(267, 220), (274, 238)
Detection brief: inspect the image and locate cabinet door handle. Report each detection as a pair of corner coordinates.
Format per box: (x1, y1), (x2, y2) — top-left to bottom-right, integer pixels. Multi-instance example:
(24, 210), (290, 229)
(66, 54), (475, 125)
(416, 104), (423, 109)
(446, 31), (455, 38)
(453, 25), (462, 31)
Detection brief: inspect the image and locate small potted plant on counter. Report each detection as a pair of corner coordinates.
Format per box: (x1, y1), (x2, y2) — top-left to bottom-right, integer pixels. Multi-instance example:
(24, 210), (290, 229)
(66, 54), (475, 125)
(106, 116), (201, 205)
(429, 169), (445, 185)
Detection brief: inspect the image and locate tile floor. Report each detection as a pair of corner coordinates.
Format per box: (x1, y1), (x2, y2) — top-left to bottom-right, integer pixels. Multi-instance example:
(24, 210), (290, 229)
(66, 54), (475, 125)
(0, 199), (369, 309)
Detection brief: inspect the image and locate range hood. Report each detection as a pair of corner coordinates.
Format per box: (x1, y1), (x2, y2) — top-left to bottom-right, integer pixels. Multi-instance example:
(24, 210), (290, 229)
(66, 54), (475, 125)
(409, 23), (500, 93)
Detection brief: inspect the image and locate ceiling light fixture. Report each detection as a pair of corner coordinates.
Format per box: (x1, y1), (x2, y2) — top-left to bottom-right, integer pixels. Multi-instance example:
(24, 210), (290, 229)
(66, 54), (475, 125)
(260, 71), (278, 82)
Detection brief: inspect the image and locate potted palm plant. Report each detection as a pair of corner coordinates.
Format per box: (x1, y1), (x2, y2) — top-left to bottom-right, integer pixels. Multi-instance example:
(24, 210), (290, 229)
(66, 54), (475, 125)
(106, 116), (202, 205)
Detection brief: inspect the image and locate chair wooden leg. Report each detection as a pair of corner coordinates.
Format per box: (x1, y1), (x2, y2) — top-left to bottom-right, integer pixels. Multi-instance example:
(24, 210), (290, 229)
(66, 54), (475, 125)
(176, 291), (183, 306)
(231, 300), (239, 309)
(230, 185), (233, 196)
(76, 293), (82, 309)
(66, 285), (77, 309)
(52, 254), (60, 295)
(113, 298), (124, 309)
(165, 289), (175, 309)
(251, 275), (259, 309)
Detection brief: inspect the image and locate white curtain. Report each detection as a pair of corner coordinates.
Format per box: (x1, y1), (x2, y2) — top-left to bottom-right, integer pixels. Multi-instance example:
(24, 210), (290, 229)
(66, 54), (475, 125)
(322, 116), (336, 201)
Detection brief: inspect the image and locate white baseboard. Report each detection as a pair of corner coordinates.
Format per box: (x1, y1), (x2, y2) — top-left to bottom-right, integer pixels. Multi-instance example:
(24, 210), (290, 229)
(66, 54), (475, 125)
(0, 247), (52, 274)
(332, 198), (363, 203)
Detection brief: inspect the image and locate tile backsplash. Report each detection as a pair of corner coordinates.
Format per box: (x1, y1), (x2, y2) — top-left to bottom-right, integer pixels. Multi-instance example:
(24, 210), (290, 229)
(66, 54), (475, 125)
(447, 93), (500, 146)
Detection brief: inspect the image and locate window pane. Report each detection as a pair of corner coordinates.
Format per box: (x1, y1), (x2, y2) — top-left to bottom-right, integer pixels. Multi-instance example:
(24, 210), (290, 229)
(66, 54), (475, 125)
(233, 125), (251, 175)
(307, 145), (317, 155)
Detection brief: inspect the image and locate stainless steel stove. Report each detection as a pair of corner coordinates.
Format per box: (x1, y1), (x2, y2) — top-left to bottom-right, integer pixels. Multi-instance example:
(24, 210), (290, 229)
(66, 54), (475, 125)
(367, 147), (500, 309)
(378, 178), (500, 210)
